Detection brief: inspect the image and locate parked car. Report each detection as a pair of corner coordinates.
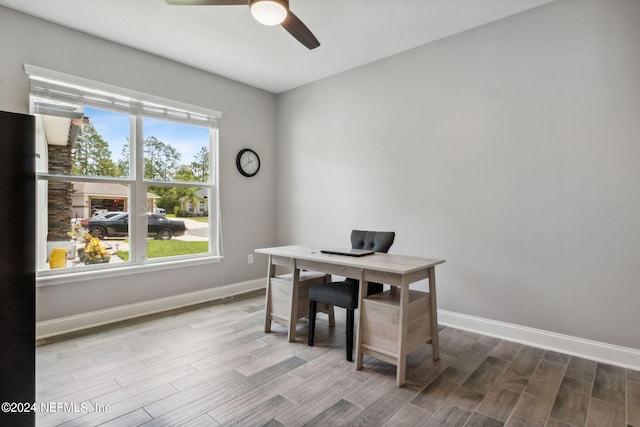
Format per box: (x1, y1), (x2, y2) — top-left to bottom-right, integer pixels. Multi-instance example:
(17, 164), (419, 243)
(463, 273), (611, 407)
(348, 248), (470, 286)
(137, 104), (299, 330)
(87, 213), (186, 240)
(81, 211), (123, 227)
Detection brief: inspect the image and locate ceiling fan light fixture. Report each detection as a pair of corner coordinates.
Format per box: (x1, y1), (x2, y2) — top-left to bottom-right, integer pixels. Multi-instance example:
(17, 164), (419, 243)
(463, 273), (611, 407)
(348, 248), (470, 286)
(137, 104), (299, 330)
(249, 0), (288, 26)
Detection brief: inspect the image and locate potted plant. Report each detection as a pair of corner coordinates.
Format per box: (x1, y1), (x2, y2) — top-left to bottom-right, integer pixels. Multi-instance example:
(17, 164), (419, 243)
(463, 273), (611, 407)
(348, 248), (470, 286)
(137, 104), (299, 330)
(83, 235), (111, 264)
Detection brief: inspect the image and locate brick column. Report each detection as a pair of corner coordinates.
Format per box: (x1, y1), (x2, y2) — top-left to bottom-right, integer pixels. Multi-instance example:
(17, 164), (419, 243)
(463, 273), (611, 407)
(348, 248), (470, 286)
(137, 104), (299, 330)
(47, 144), (73, 241)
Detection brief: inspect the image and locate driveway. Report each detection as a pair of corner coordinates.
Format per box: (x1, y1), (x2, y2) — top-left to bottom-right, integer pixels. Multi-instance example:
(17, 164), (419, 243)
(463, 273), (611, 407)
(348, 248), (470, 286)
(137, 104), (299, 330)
(176, 218), (209, 241)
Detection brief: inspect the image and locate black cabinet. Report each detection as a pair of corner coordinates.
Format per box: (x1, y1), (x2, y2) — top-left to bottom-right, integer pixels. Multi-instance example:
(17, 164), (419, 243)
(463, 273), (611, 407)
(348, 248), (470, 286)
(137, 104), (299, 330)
(0, 111), (35, 427)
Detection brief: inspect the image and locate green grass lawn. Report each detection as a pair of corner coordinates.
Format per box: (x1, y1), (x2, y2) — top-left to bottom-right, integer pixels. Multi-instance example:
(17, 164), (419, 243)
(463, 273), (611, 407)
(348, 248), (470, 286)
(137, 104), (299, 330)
(117, 239), (208, 261)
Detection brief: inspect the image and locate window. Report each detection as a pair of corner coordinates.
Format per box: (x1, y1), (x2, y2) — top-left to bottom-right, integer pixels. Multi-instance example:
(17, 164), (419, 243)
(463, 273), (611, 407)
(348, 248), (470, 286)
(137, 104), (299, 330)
(27, 65), (222, 278)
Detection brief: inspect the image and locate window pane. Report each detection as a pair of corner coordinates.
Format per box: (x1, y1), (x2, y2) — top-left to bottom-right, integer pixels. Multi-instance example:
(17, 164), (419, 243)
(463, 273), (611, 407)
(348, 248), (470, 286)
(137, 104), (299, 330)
(42, 180), (130, 271)
(73, 107), (131, 178)
(143, 119), (210, 182)
(145, 185), (209, 259)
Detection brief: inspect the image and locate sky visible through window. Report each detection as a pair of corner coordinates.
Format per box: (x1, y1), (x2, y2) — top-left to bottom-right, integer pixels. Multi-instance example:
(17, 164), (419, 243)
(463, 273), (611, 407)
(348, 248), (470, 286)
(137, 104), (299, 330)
(84, 107), (209, 164)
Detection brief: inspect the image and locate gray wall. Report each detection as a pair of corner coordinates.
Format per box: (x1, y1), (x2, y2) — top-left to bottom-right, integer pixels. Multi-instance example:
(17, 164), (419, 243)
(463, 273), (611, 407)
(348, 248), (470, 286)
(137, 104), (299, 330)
(0, 7), (277, 321)
(275, 0), (640, 350)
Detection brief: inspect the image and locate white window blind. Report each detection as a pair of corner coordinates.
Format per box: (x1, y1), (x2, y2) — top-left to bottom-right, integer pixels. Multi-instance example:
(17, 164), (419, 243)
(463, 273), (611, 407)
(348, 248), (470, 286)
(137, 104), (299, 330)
(25, 64), (221, 128)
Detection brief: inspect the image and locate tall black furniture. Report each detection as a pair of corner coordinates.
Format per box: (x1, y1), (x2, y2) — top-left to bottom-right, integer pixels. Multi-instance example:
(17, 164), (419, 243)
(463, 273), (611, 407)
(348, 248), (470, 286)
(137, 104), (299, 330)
(0, 111), (36, 427)
(308, 230), (395, 361)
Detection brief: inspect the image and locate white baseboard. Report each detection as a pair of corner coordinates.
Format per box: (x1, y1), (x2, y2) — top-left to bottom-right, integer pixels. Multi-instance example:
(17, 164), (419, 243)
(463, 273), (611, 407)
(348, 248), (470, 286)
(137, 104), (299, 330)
(37, 283), (640, 371)
(438, 309), (640, 371)
(36, 279), (265, 340)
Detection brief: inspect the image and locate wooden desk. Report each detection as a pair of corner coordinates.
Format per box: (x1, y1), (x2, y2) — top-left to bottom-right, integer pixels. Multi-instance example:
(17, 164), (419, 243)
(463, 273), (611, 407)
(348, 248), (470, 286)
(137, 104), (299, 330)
(255, 245), (445, 386)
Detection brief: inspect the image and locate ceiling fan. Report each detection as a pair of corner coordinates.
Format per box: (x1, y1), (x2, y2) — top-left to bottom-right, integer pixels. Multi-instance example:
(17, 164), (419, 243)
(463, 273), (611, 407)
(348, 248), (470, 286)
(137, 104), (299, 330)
(165, 0), (320, 50)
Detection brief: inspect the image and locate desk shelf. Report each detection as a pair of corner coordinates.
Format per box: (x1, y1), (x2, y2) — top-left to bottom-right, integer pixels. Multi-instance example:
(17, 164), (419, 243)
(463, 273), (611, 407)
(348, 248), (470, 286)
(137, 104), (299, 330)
(267, 272), (328, 324)
(263, 253), (334, 342)
(359, 289), (431, 365)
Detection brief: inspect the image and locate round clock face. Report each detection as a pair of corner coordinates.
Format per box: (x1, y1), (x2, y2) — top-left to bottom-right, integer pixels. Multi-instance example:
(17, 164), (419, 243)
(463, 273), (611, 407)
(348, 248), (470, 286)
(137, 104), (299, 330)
(236, 149), (260, 177)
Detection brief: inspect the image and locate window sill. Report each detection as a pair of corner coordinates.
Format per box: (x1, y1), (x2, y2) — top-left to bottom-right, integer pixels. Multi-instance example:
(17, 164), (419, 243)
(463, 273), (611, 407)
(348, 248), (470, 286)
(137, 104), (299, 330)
(36, 256), (223, 288)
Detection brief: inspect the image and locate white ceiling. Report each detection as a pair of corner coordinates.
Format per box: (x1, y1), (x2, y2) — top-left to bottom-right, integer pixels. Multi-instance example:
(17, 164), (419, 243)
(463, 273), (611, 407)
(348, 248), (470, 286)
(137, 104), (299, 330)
(0, 0), (555, 93)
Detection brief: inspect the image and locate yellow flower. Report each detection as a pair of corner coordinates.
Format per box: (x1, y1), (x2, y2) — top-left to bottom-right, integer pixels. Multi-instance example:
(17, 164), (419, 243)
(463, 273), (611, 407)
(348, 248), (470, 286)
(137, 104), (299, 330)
(84, 236), (111, 263)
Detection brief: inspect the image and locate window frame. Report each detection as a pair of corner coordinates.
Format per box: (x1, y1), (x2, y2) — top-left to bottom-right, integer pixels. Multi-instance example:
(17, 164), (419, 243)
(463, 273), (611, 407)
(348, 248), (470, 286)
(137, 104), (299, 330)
(26, 65), (223, 286)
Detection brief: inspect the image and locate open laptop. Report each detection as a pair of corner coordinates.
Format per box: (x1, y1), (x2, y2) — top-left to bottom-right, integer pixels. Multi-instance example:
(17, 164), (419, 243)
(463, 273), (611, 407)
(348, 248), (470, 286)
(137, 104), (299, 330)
(320, 248), (375, 257)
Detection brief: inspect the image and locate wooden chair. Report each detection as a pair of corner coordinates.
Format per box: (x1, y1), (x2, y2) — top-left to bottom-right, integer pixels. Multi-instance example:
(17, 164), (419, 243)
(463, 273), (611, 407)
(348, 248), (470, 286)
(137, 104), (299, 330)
(308, 230), (395, 361)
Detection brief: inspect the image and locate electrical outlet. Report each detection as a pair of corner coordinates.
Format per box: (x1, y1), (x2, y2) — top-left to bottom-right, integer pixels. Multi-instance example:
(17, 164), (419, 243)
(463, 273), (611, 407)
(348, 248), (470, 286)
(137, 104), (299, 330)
(248, 254), (254, 264)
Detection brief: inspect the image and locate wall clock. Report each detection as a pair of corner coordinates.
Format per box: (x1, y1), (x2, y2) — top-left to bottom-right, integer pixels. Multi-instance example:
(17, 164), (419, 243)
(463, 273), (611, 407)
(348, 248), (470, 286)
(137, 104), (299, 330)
(236, 148), (260, 177)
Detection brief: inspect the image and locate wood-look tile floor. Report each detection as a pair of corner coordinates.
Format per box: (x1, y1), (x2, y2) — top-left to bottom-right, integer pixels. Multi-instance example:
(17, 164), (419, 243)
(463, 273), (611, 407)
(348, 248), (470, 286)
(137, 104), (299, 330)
(36, 290), (640, 427)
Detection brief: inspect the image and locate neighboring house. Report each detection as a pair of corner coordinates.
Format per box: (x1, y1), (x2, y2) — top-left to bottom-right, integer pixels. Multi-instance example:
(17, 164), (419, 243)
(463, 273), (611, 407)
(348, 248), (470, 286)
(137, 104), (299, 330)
(71, 182), (160, 219)
(180, 188), (208, 215)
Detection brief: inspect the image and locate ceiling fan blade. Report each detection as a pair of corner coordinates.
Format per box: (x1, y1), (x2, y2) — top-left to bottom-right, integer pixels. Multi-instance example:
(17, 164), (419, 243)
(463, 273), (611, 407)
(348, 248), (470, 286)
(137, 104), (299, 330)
(165, 0), (246, 5)
(281, 10), (320, 50)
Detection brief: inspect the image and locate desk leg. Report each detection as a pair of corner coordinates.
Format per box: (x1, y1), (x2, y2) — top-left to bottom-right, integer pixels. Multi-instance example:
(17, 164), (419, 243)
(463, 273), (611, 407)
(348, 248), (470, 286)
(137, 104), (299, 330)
(355, 269), (366, 370)
(396, 279), (410, 387)
(287, 261), (300, 342)
(326, 274), (335, 327)
(264, 255), (275, 333)
(429, 266), (440, 361)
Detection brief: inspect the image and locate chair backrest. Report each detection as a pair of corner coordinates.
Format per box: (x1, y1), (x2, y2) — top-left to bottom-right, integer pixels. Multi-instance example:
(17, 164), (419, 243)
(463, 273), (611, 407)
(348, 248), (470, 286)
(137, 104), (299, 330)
(349, 230), (395, 294)
(350, 230), (395, 253)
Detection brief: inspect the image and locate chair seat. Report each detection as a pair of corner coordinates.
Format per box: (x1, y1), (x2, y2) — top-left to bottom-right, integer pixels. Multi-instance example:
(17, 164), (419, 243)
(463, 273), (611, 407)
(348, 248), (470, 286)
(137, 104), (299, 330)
(309, 281), (359, 310)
